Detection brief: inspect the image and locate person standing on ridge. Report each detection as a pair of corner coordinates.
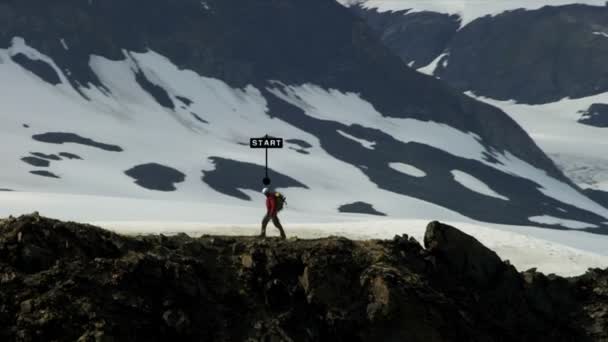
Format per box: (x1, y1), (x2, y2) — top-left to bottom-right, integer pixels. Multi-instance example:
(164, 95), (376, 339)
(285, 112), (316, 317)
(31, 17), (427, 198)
(260, 187), (287, 239)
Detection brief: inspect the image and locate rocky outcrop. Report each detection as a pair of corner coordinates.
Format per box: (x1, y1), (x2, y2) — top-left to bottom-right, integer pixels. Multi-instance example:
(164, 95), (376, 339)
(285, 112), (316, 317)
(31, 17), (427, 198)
(579, 103), (608, 128)
(424, 220), (504, 288)
(0, 214), (606, 341)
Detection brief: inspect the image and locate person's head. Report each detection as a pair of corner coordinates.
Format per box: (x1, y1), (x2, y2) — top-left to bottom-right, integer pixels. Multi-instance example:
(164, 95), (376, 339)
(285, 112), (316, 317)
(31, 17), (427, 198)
(262, 187), (271, 196)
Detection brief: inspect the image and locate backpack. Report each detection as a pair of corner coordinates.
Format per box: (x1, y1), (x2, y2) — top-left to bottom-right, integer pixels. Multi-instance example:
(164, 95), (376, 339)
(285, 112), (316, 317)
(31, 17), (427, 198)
(273, 192), (287, 212)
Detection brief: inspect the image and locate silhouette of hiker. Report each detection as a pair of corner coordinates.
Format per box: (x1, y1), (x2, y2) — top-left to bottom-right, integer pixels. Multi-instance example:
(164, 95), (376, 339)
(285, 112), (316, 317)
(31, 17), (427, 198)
(260, 187), (286, 239)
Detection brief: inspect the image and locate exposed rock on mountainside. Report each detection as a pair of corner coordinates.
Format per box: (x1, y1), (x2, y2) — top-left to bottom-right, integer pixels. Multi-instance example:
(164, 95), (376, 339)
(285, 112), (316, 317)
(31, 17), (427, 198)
(338, 201), (387, 216)
(0, 214), (606, 341)
(348, 3), (608, 104)
(436, 4), (608, 104)
(348, 6), (460, 69)
(585, 188), (608, 209)
(579, 103), (608, 128)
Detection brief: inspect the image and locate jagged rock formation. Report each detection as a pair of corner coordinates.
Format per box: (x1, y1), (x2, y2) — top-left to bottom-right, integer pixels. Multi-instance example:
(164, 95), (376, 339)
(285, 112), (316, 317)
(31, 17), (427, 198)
(0, 214), (606, 341)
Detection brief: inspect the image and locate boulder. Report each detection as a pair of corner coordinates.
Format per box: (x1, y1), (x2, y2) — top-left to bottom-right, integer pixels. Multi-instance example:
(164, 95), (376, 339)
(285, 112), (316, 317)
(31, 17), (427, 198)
(424, 221), (504, 288)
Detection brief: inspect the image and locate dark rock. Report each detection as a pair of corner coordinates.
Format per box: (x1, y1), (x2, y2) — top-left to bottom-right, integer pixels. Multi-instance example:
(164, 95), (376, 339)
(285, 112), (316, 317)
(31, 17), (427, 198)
(338, 201), (386, 216)
(285, 139), (312, 149)
(11, 53), (61, 85)
(20, 299), (33, 314)
(32, 132), (123, 152)
(584, 188), (608, 211)
(0, 215), (606, 340)
(30, 152), (62, 161)
(190, 112), (208, 124)
(19, 243), (56, 272)
(29, 170), (60, 178)
(162, 309), (190, 333)
(289, 147), (310, 154)
(578, 103), (608, 127)
(124, 163), (186, 191)
(21, 156), (50, 167)
(58, 152), (83, 160)
(424, 221), (503, 288)
(201, 157), (308, 200)
(349, 6), (460, 68)
(176, 96), (193, 106)
(134, 68), (174, 109)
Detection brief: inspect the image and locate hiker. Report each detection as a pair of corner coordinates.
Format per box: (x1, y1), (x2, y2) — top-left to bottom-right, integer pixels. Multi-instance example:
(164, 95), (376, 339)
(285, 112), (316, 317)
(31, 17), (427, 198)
(260, 187), (286, 239)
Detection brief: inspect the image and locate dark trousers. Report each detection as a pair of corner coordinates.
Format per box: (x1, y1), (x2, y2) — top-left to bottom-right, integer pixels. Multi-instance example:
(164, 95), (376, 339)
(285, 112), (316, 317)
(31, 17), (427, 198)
(261, 213), (286, 239)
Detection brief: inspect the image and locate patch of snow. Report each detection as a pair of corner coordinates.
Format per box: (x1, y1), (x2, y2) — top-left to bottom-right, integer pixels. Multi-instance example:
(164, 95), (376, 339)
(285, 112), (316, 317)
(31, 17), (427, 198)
(529, 215), (598, 229)
(336, 129), (376, 149)
(200, 1), (210, 10)
(467, 90), (608, 193)
(550, 153), (608, 191)
(389, 162), (426, 177)
(417, 52), (446, 76)
(451, 169), (509, 200)
(593, 31), (608, 38)
(60, 39), (69, 50)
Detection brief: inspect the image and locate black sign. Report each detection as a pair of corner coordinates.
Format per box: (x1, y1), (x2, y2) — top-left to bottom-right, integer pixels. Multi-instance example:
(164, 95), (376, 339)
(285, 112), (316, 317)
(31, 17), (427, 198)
(250, 137), (283, 148)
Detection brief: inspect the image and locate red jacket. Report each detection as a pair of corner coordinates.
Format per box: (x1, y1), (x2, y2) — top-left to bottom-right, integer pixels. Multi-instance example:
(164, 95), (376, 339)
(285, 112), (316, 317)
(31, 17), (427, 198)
(266, 194), (277, 216)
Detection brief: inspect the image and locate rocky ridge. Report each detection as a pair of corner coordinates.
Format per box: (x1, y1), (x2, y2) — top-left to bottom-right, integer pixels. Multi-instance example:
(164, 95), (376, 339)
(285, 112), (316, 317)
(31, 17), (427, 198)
(0, 213), (606, 341)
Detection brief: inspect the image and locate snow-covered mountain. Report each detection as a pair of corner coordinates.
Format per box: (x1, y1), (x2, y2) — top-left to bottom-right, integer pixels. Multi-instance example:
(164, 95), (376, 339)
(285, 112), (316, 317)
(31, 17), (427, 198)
(1, 0), (608, 241)
(343, 0), (608, 205)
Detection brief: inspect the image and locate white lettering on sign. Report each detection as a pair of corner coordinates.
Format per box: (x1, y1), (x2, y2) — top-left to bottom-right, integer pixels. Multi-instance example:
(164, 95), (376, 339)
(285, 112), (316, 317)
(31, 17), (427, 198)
(250, 137), (284, 148)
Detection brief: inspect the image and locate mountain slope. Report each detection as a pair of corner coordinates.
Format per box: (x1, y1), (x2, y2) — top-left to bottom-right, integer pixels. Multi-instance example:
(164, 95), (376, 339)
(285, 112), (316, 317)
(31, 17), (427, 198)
(343, 0), (608, 203)
(436, 4), (608, 104)
(1, 0), (607, 231)
(343, 1), (608, 103)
